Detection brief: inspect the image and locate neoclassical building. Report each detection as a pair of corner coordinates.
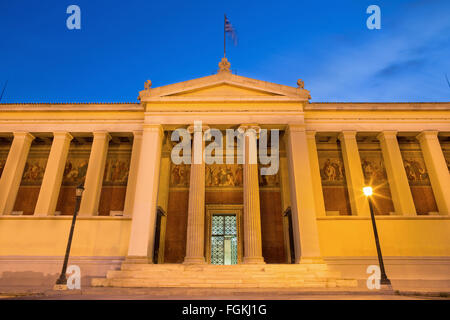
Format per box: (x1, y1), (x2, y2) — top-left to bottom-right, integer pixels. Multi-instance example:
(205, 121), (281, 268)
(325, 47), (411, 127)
(0, 58), (449, 289)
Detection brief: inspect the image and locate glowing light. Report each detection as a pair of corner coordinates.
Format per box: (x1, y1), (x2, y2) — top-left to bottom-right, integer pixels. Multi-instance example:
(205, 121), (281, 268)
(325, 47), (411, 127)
(363, 186), (373, 196)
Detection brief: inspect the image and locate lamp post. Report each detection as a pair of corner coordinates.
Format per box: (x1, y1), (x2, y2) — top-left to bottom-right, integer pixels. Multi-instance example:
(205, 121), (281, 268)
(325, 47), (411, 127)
(54, 182), (84, 290)
(363, 186), (392, 290)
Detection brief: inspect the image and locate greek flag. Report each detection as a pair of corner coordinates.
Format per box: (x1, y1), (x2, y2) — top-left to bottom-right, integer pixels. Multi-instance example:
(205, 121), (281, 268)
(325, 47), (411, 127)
(225, 15), (237, 45)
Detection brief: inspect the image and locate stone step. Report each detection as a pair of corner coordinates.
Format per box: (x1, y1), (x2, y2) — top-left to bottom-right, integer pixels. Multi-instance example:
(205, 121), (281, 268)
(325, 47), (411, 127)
(107, 269), (341, 280)
(120, 263), (326, 272)
(92, 263), (357, 289)
(92, 278), (343, 289)
(109, 269), (340, 277)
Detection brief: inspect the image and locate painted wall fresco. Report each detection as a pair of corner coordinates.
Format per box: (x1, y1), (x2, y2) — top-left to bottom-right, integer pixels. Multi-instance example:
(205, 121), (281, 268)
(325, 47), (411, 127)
(60, 144), (93, 186)
(169, 163), (280, 188)
(399, 148), (430, 186)
(98, 146), (132, 215)
(318, 151), (346, 186)
(359, 147), (394, 215)
(170, 163), (191, 187)
(102, 153), (131, 186)
(13, 145), (51, 215)
(20, 146), (51, 186)
(317, 145), (351, 215)
(399, 142), (436, 214)
(359, 150), (388, 184)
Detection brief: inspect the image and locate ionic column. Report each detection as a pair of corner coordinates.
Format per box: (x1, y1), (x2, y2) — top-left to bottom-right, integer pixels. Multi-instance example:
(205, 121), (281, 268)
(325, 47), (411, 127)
(338, 131), (370, 216)
(286, 125), (322, 263)
(127, 125), (164, 263)
(0, 132), (35, 215)
(377, 131), (416, 216)
(123, 131), (143, 217)
(34, 132), (73, 216)
(417, 131), (450, 215)
(79, 131), (111, 216)
(306, 131), (326, 217)
(184, 123), (208, 264)
(241, 125), (264, 264)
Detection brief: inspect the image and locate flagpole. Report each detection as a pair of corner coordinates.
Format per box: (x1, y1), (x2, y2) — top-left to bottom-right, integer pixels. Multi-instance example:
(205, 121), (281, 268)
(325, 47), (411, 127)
(224, 14), (226, 57)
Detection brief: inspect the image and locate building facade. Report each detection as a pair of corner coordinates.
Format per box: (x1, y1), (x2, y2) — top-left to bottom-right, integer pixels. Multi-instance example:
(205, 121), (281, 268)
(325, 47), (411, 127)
(0, 58), (449, 288)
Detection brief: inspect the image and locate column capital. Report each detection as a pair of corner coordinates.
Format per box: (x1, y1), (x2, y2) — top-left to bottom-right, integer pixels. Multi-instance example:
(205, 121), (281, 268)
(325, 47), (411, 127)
(187, 123), (210, 133)
(238, 124), (260, 132)
(143, 124), (164, 136)
(132, 130), (143, 137)
(13, 132), (35, 141)
(416, 131), (438, 142)
(92, 131), (112, 141)
(52, 131), (73, 141)
(338, 131), (357, 141)
(287, 124), (306, 133)
(377, 131), (398, 142)
(305, 130), (317, 138)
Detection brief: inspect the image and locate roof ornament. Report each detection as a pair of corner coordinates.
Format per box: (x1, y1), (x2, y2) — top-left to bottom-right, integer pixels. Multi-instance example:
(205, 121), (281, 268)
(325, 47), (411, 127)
(144, 80), (152, 90)
(297, 79), (304, 89)
(218, 57), (231, 73)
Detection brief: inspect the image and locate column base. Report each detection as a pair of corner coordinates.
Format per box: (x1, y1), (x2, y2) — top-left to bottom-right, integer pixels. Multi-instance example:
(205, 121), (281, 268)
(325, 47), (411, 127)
(243, 256), (265, 264)
(183, 257), (206, 265)
(125, 256), (152, 264)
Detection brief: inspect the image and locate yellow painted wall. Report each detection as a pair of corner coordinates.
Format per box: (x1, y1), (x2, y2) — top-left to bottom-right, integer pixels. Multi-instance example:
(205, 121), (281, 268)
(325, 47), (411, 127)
(317, 217), (450, 256)
(0, 217), (449, 258)
(0, 217), (131, 256)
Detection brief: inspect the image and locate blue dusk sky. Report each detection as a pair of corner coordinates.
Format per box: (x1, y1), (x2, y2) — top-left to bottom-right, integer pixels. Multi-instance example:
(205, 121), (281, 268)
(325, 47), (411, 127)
(0, 0), (449, 103)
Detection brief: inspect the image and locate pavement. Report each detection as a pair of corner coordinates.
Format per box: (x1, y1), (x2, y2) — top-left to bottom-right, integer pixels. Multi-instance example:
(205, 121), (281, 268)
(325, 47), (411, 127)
(0, 286), (449, 300)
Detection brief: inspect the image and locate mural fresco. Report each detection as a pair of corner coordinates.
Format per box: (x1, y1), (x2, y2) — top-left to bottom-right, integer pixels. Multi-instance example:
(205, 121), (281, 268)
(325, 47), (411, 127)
(103, 155), (131, 186)
(359, 150), (388, 184)
(169, 163), (280, 188)
(21, 160), (46, 185)
(170, 163), (191, 187)
(403, 159), (428, 182)
(258, 164), (280, 187)
(206, 164), (242, 187)
(317, 150), (346, 186)
(400, 149), (430, 185)
(19, 148), (51, 186)
(62, 158), (89, 186)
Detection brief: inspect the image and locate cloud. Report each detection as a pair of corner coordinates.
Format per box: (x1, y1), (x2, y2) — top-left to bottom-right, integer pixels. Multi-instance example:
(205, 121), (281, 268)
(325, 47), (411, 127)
(267, 0), (450, 101)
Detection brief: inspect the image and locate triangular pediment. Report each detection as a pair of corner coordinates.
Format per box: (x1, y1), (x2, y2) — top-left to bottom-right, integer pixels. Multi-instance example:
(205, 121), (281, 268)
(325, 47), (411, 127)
(139, 72), (309, 102)
(138, 59), (310, 111)
(166, 83), (282, 97)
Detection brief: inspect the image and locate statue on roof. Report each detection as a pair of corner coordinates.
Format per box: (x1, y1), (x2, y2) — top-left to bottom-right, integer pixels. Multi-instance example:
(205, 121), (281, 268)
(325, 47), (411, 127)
(144, 80), (152, 90)
(218, 57), (231, 73)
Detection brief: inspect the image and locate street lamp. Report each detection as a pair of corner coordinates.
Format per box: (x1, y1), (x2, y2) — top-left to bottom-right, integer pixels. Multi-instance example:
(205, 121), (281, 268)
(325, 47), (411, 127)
(54, 182), (84, 290)
(363, 186), (392, 290)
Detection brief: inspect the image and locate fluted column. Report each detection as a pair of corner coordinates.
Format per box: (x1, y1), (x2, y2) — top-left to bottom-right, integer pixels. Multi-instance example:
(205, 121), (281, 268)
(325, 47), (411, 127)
(338, 131), (370, 216)
(0, 132), (35, 215)
(123, 131), (143, 217)
(79, 131), (111, 216)
(127, 125), (164, 262)
(417, 131), (450, 215)
(286, 125), (322, 263)
(34, 132), (73, 216)
(377, 131), (416, 216)
(184, 123), (208, 264)
(241, 125), (264, 264)
(306, 131), (326, 217)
